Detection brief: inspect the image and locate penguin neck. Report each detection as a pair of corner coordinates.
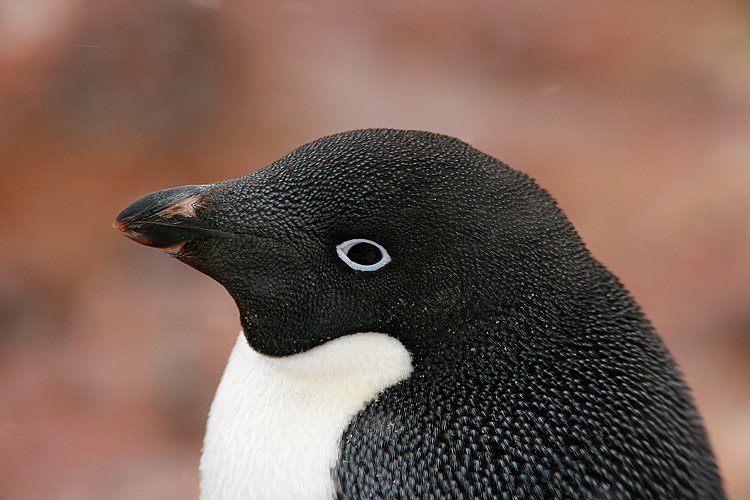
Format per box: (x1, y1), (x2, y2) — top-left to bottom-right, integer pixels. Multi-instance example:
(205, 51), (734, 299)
(199, 331), (413, 500)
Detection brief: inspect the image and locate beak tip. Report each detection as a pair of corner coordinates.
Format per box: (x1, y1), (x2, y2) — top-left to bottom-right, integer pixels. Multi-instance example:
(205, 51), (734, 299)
(113, 218), (127, 232)
(112, 218), (151, 246)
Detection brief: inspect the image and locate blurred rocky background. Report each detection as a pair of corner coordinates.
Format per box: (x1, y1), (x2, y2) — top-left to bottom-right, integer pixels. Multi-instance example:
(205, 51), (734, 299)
(1, 1), (749, 498)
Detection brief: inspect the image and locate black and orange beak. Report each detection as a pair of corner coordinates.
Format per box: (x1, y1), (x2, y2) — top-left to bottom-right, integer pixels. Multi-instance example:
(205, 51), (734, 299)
(114, 184), (227, 253)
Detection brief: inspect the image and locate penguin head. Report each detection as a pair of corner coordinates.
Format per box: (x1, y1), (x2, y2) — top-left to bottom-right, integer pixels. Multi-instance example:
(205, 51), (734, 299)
(115, 129), (592, 359)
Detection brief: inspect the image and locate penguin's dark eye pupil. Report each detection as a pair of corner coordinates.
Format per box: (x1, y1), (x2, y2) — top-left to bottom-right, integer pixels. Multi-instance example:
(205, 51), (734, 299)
(346, 242), (381, 265)
(335, 238), (391, 271)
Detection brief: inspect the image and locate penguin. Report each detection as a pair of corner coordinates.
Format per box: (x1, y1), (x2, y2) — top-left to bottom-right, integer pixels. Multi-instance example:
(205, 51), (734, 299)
(114, 129), (725, 500)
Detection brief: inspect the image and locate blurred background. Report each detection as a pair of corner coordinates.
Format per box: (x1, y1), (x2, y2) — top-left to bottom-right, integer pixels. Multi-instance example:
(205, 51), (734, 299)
(1, 1), (749, 498)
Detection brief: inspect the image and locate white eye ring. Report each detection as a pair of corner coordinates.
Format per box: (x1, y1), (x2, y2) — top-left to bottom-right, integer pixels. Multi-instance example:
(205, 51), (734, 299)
(336, 239), (391, 271)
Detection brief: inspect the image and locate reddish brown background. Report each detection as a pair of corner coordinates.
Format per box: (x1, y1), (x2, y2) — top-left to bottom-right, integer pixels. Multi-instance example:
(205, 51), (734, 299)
(1, 1), (749, 499)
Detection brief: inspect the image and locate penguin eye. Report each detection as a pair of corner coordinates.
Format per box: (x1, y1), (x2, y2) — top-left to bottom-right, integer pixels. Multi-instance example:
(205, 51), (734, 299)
(336, 239), (391, 271)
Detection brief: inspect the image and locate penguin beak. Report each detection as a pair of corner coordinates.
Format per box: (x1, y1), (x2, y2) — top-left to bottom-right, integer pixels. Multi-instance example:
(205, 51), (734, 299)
(114, 185), (227, 253)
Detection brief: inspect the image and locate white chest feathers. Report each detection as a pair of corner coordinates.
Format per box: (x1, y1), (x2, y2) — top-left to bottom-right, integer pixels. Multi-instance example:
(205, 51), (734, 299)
(199, 332), (413, 500)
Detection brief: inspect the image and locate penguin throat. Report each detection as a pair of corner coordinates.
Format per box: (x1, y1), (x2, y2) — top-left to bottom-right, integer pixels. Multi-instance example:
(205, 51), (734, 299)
(199, 331), (413, 500)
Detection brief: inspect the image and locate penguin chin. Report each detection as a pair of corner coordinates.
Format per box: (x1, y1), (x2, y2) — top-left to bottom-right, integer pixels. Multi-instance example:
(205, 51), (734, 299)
(199, 331), (413, 500)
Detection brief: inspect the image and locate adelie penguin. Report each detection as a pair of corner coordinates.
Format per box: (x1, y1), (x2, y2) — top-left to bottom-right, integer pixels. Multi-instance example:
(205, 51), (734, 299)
(114, 129), (725, 499)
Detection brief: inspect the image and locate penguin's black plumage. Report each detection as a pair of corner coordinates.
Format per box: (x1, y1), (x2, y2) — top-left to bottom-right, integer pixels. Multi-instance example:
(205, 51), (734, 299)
(115, 129), (725, 499)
